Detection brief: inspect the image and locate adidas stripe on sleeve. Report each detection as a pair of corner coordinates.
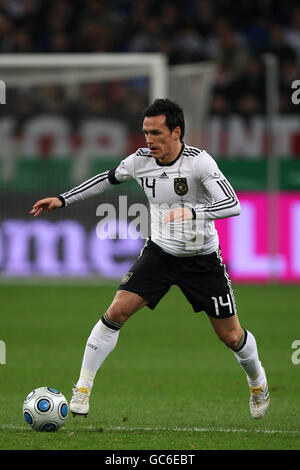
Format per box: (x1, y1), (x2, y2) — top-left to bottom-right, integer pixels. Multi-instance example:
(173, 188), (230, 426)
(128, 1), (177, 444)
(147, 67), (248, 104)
(194, 178), (240, 220)
(59, 170), (112, 207)
(193, 151), (240, 220)
(59, 154), (135, 207)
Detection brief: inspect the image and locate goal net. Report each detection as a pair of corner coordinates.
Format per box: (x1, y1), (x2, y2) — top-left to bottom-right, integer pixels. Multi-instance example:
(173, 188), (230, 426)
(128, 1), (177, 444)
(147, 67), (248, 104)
(169, 62), (217, 150)
(0, 53), (168, 183)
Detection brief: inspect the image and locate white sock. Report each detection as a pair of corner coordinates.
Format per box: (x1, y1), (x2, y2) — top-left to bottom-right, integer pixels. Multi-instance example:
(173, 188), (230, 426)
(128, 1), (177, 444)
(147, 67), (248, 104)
(233, 330), (265, 387)
(76, 317), (120, 391)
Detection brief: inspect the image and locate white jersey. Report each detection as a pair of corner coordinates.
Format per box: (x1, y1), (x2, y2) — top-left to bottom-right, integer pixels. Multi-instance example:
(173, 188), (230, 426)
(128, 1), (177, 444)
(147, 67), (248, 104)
(60, 144), (240, 256)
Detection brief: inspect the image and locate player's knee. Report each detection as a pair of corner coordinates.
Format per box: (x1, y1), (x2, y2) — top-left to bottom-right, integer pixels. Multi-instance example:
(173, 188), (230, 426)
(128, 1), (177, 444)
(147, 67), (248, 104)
(106, 301), (132, 325)
(218, 330), (243, 350)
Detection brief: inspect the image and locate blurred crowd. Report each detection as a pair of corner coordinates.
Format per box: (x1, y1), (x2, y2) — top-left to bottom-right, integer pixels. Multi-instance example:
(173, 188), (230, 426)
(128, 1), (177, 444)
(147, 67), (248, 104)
(0, 0), (299, 116)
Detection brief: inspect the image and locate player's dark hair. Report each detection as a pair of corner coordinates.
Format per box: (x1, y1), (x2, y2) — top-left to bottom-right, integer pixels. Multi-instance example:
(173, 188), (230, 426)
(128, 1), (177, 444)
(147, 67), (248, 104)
(143, 98), (185, 142)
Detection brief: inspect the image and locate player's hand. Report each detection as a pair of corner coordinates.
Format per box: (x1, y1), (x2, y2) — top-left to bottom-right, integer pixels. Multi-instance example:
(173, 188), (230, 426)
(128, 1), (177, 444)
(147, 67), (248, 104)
(163, 206), (193, 223)
(30, 197), (63, 217)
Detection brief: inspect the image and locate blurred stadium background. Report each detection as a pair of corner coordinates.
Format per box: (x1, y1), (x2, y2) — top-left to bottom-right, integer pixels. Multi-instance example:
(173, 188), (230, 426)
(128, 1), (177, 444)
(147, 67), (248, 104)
(1, 0), (300, 451)
(0, 0), (299, 284)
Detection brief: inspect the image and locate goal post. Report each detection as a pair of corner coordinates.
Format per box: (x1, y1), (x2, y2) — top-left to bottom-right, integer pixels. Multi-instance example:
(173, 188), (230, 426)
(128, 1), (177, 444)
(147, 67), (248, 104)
(0, 54), (217, 183)
(0, 53), (169, 103)
(263, 53), (280, 281)
(0, 53), (169, 183)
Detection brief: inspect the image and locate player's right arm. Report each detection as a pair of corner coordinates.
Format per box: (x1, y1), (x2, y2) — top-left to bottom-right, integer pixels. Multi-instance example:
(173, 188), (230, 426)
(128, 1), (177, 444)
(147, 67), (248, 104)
(30, 197), (63, 217)
(30, 154), (136, 217)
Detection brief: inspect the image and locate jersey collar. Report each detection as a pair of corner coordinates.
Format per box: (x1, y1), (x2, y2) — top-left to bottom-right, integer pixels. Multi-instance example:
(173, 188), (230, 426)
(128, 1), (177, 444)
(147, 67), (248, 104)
(154, 143), (185, 167)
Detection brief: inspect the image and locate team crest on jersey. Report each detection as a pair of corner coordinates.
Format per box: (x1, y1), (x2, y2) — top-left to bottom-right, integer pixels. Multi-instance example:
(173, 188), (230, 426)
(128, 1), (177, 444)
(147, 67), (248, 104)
(120, 271), (133, 285)
(174, 178), (188, 195)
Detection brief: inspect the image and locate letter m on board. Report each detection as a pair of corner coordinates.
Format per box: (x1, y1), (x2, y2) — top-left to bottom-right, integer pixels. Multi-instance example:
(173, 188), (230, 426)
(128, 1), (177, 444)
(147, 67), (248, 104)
(0, 80), (6, 104)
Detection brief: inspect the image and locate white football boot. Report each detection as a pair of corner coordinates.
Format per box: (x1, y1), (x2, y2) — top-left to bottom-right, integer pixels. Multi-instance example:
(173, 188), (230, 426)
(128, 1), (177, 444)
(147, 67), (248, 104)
(248, 367), (270, 419)
(70, 387), (90, 417)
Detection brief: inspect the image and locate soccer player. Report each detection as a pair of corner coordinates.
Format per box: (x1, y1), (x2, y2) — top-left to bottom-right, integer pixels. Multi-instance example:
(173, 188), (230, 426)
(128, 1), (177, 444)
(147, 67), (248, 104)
(30, 99), (269, 419)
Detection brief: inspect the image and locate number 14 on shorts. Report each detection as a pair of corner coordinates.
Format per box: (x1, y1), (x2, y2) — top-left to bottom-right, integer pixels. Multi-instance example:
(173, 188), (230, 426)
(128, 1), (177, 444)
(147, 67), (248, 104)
(211, 293), (234, 316)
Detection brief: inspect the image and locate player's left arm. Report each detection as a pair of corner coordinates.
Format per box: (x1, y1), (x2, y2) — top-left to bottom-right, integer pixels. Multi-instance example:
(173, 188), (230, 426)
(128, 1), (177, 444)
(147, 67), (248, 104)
(164, 152), (240, 223)
(193, 151), (240, 220)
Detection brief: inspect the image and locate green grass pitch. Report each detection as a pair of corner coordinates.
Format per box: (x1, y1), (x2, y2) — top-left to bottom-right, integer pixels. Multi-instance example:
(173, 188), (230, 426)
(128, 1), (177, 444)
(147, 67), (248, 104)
(0, 283), (299, 450)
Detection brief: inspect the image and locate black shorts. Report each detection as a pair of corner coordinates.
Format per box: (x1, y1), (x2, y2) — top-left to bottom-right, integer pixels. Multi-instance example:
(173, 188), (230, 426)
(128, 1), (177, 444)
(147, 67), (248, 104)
(118, 240), (237, 319)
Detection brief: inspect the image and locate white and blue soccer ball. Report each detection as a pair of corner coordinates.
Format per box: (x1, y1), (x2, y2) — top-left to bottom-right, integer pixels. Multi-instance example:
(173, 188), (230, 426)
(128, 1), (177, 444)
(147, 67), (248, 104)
(23, 386), (69, 432)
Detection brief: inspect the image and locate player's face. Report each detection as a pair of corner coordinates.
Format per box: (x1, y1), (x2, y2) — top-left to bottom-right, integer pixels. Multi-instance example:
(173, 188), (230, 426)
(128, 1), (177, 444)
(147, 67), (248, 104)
(142, 115), (181, 164)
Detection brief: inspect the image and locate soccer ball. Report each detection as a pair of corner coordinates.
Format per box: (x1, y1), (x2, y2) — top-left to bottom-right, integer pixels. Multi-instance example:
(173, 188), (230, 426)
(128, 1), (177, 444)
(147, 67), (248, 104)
(23, 386), (69, 432)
